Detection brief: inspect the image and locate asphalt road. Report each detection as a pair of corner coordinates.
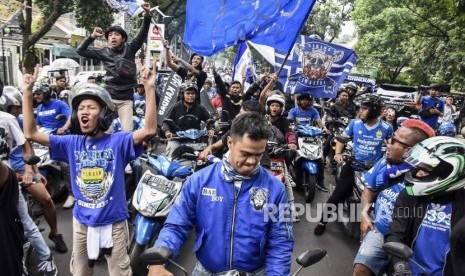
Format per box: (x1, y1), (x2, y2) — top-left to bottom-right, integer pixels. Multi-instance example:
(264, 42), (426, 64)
(26, 155), (361, 276)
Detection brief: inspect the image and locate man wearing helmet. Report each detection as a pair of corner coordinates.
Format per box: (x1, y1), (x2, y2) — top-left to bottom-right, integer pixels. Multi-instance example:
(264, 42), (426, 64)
(161, 82), (215, 158)
(288, 93), (326, 129)
(22, 64), (158, 275)
(77, 3), (151, 132)
(314, 95), (393, 235)
(353, 119), (434, 276)
(33, 82), (71, 134)
(385, 137), (465, 276)
(345, 82), (358, 101)
(266, 92), (299, 222)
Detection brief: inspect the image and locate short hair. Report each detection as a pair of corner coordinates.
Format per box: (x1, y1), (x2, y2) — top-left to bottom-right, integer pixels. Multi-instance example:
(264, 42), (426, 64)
(230, 80), (242, 87)
(56, 75), (66, 82)
(447, 95), (454, 100)
(402, 119), (435, 145)
(242, 100), (264, 115)
(230, 113), (272, 141)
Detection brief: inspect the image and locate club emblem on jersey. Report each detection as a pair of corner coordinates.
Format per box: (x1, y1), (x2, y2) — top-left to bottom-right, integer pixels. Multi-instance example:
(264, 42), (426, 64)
(76, 167), (113, 203)
(249, 187), (270, 212)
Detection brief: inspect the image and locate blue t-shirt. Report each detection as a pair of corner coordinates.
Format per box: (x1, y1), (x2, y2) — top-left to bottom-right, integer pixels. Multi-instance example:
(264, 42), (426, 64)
(134, 93), (146, 114)
(411, 202), (451, 276)
(363, 158), (405, 235)
(36, 99), (70, 130)
(420, 96), (444, 129)
(49, 132), (143, 226)
(113, 116), (145, 133)
(287, 106), (320, 126)
(343, 119), (393, 163)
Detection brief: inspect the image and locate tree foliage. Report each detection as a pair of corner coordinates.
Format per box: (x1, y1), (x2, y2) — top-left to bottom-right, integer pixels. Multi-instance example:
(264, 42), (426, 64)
(303, 0), (354, 42)
(17, 0), (113, 70)
(353, 0), (465, 89)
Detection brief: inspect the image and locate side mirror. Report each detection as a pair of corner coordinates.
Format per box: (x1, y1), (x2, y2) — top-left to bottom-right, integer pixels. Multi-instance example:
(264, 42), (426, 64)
(296, 248), (327, 267)
(140, 247), (173, 265)
(55, 114), (66, 121)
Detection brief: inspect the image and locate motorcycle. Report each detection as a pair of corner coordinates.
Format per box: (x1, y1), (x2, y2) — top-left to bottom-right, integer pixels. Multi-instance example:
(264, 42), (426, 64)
(290, 125), (324, 203)
(129, 154), (192, 274)
(139, 246), (327, 276)
(383, 242), (429, 276)
(267, 141), (289, 184)
(32, 126), (67, 200)
(171, 129), (214, 172)
(325, 116), (350, 168)
(334, 136), (371, 239)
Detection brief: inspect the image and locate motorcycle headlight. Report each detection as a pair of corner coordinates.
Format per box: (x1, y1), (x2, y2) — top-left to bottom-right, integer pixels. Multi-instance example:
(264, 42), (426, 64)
(301, 143), (322, 159)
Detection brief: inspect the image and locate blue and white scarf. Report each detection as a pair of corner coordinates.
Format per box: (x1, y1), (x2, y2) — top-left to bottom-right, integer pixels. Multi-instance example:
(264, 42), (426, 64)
(221, 151), (260, 182)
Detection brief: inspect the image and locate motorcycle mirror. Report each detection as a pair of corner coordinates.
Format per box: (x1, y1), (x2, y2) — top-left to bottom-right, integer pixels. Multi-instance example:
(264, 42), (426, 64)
(140, 247), (173, 265)
(296, 248), (327, 268)
(23, 155), (41, 166)
(55, 114), (66, 121)
(383, 242), (413, 260)
(335, 136), (350, 144)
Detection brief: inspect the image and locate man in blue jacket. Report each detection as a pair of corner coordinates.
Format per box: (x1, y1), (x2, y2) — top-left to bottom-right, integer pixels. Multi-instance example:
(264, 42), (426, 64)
(149, 113), (294, 276)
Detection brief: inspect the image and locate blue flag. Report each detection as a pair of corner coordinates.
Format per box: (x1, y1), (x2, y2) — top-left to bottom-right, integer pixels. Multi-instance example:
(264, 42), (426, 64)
(232, 42), (256, 82)
(275, 36), (358, 98)
(106, 0), (144, 17)
(184, 0), (316, 56)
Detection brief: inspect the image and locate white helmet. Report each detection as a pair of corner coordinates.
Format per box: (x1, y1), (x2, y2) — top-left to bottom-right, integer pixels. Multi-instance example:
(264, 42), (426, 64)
(0, 86), (22, 112)
(404, 136), (465, 196)
(266, 93), (285, 115)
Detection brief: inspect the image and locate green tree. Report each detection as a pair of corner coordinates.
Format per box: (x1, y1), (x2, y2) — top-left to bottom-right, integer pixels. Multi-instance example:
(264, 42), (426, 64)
(18, 0), (114, 71)
(303, 0), (354, 42)
(352, 0), (465, 89)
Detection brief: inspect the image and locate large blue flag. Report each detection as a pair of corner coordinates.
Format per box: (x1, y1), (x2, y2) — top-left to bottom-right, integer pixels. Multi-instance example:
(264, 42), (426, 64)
(184, 0), (316, 56)
(106, 0), (144, 17)
(275, 36), (358, 98)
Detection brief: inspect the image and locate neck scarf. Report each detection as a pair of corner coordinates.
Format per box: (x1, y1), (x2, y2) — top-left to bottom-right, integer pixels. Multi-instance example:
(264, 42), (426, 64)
(221, 151), (259, 182)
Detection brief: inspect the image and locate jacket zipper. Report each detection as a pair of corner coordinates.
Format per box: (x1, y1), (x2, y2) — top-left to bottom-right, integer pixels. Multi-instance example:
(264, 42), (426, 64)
(229, 182), (240, 269)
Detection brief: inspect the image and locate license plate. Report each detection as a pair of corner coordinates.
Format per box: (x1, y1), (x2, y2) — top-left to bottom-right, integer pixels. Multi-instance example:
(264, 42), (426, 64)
(184, 142), (207, 151)
(303, 137), (316, 142)
(144, 175), (176, 194)
(270, 162), (283, 171)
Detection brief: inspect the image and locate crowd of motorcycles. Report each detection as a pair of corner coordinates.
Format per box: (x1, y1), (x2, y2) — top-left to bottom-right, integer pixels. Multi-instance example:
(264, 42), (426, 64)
(22, 87), (464, 275)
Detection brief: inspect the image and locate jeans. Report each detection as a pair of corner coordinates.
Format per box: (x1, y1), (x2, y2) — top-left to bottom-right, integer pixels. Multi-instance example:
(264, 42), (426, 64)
(18, 188), (51, 262)
(192, 261), (266, 276)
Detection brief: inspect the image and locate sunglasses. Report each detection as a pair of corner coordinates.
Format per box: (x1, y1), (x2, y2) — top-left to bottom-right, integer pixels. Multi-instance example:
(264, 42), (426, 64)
(388, 136), (413, 148)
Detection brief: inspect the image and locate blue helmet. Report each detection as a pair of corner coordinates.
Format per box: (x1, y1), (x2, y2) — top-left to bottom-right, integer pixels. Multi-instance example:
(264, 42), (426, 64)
(437, 122), (456, 137)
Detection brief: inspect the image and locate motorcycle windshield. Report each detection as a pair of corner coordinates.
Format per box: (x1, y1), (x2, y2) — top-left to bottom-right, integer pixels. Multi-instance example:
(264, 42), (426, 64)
(176, 129), (207, 140)
(147, 155), (192, 178)
(297, 125), (324, 137)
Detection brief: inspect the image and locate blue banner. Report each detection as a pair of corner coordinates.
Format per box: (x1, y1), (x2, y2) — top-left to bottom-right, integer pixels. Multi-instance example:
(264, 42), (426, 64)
(184, 0), (316, 56)
(275, 36), (358, 98)
(106, 0), (144, 17)
(232, 42), (256, 83)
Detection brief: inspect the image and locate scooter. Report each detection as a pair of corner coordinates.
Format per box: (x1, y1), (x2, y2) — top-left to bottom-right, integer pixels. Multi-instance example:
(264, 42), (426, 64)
(129, 154), (192, 274)
(171, 129), (214, 172)
(267, 141), (289, 184)
(291, 125), (324, 203)
(139, 246), (327, 276)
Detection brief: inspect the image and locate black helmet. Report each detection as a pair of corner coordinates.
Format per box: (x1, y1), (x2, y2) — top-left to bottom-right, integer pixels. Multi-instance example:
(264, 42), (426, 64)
(33, 83), (53, 100)
(360, 95), (384, 120)
(297, 93), (313, 101)
(105, 25), (128, 42)
(180, 82), (198, 101)
(70, 83), (116, 135)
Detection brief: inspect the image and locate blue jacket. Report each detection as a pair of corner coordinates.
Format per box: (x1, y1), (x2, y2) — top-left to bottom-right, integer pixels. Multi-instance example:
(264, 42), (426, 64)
(155, 162), (294, 275)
